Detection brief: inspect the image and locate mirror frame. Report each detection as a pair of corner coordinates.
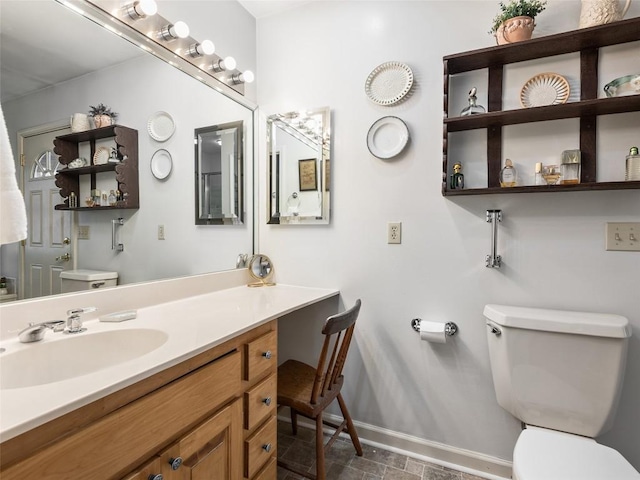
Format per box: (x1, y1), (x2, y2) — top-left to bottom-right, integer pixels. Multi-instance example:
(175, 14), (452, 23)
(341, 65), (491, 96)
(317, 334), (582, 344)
(267, 106), (331, 225)
(194, 121), (244, 225)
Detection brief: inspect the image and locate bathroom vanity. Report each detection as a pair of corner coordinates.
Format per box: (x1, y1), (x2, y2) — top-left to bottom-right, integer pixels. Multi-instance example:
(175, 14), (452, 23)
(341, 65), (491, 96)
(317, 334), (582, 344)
(0, 273), (338, 479)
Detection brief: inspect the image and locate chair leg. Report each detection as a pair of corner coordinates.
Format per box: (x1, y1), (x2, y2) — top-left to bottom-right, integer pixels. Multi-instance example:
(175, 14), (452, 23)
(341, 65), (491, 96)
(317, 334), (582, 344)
(290, 408), (298, 435)
(337, 393), (363, 456)
(315, 412), (326, 480)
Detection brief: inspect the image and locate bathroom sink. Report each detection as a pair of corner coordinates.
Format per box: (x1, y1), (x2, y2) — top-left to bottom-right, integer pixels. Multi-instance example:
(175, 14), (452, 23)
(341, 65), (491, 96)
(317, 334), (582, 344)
(0, 329), (168, 389)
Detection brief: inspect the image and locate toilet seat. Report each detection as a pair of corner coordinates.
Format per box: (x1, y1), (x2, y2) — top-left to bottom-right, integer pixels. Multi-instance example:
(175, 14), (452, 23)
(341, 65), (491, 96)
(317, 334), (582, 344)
(514, 426), (640, 480)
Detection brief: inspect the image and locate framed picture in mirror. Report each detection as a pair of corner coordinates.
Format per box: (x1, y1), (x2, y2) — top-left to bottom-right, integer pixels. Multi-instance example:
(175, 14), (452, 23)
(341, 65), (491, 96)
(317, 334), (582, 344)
(299, 158), (317, 191)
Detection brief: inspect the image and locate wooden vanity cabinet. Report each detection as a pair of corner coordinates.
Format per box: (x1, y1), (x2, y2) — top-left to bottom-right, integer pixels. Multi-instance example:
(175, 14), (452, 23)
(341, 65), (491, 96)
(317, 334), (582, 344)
(0, 320), (278, 480)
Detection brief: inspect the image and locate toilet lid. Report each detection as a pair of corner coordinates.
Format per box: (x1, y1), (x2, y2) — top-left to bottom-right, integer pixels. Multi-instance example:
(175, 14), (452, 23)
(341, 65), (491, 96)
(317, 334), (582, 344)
(514, 427), (640, 480)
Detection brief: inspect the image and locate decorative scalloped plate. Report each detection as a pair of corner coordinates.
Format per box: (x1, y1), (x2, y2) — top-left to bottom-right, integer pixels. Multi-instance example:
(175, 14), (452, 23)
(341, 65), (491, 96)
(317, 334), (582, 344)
(147, 111), (176, 142)
(520, 73), (570, 108)
(365, 62), (414, 106)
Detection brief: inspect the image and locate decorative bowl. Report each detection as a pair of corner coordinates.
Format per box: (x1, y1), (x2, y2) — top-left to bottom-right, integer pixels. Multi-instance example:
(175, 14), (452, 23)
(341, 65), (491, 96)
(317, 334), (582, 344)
(604, 74), (640, 98)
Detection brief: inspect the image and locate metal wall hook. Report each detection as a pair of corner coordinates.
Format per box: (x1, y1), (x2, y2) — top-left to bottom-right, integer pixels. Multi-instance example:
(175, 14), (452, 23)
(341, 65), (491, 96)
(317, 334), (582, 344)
(410, 318), (458, 337)
(486, 209), (502, 268)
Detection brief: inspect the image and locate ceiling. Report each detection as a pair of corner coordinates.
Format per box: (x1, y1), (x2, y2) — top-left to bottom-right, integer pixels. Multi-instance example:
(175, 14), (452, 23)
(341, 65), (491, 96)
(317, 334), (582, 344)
(238, 0), (313, 18)
(0, 1), (143, 103)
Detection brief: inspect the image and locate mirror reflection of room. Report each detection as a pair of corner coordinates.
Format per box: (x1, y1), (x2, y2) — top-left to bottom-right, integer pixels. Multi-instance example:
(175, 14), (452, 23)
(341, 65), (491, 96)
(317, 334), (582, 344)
(0, 0), (256, 300)
(195, 122), (243, 225)
(267, 107), (330, 224)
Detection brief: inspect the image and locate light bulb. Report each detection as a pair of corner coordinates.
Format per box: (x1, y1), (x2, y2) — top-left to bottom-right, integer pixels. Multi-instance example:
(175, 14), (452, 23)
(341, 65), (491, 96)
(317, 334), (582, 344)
(242, 70), (255, 83)
(232, 70), (255, 85)
(211, 56), (237, 73)
(172, 21), (190, 38)
(188, 39), (215, 58)
(200, 40), (215, 55)
(160, 20), (190, 41)
(125, 0), (157, 19)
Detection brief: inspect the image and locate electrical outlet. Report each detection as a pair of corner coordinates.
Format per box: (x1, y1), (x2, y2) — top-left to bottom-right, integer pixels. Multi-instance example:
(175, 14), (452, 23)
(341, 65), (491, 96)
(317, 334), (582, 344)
(387, 222), (401, 244)
(158, 225), (165, 240)
(77, 225), (90, 240)
(606, 222), (640, 251)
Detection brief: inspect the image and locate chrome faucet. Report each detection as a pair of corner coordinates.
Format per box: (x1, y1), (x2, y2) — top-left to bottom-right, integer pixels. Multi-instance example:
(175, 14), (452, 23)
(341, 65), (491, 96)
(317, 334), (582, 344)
(18, 320), (65, 343)
(65, 307), (97, 334)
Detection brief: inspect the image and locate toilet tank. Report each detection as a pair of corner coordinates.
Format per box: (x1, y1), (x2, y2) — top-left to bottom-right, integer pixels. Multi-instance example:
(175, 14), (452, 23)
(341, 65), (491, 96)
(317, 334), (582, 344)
(60, 269), (118, 293)
(484, 304), (631, 438)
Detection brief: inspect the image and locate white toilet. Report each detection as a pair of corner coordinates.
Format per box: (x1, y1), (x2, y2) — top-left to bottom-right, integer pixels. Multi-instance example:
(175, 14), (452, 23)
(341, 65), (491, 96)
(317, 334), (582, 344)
(484, 304), (640, 480)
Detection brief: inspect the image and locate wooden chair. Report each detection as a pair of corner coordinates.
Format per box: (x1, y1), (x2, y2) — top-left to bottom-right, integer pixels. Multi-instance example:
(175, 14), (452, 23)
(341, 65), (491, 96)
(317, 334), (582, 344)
(277, 299), (363, 480)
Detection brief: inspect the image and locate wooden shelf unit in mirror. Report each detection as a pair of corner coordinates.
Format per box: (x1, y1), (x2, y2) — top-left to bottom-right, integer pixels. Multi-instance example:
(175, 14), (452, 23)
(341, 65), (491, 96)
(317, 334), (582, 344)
(54, 125), (139, 209)
(442, 17), (640, 196)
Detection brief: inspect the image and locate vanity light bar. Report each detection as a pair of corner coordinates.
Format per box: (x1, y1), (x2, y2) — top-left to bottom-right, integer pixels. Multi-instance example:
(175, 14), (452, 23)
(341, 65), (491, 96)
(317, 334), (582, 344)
(82, 0), (253, 96)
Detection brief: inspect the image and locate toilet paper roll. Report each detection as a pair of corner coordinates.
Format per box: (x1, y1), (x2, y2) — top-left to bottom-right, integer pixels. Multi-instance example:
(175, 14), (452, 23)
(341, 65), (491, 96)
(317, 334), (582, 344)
(419, 320), (447, 344)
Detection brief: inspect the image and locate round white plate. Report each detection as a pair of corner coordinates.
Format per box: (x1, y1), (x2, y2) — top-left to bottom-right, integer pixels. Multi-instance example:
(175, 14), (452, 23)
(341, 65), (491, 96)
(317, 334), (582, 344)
(93, 147), (110, 165)
(520, 73), (570, 108)
(147, 111), (176, 142)
(365, 61), (414, 106)
(367, 116), (410, 159)
(150, 149), (173, 180)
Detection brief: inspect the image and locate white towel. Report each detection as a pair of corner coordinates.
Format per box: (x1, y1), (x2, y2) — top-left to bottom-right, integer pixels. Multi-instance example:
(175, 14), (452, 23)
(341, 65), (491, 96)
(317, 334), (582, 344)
(0, 103), (28, 245)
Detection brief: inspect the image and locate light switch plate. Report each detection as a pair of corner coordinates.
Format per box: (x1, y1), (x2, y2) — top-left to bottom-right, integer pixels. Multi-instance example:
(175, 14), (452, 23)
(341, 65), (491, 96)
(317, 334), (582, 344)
(605, 222), (640, 251)
(77, 225), (90, 240)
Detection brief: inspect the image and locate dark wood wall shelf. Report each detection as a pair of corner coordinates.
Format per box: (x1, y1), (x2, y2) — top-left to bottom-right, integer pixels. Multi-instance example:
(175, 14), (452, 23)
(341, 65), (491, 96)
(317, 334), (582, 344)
(54, 125), (139, 210)
(442, 17), (640, 196)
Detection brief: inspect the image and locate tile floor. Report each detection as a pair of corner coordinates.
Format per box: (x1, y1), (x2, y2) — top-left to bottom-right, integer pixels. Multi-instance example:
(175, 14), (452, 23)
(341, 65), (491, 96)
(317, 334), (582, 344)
(277, 420), (490, 480)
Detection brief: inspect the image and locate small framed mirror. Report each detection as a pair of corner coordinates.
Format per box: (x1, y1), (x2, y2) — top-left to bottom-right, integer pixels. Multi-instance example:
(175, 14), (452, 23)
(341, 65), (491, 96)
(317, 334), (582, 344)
(195, 121), (244, 225)
(267, 107), (330, 224)
(247, 254), (275, 287)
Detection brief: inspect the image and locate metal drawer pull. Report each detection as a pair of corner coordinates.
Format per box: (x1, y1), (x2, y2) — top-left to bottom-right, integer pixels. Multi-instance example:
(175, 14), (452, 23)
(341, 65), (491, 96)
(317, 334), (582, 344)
(168, 457), (183, 470)
(262, 443), (272, 453)
(147, 475), (162, 480)
(262, 397), (272, 406)
(262, 350), (272, 359)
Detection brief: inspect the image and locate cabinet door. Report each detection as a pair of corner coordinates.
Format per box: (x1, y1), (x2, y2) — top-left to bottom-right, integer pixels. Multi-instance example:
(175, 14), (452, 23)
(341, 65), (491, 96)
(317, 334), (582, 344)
(160, 399), (243, 480)
(122, 457), (164, 480)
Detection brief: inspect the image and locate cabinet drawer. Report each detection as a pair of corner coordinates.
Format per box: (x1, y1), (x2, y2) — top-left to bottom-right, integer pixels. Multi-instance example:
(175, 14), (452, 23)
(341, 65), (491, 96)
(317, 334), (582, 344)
(244, 415), (277, 479)
(252, 457), (277, 480)
(2, 351), (241, 480)
(244, 373), (276, 431)
(245, 330), (277, 382)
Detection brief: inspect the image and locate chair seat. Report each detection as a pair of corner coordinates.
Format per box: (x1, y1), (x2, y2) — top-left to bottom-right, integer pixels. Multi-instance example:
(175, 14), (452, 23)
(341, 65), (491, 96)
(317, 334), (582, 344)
(278, 359), (343, 418)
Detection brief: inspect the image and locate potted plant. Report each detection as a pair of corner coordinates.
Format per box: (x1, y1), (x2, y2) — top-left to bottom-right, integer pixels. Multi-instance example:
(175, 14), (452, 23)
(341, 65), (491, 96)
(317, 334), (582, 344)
(489, 0), (547, 45)
(88, 103), (118, 128)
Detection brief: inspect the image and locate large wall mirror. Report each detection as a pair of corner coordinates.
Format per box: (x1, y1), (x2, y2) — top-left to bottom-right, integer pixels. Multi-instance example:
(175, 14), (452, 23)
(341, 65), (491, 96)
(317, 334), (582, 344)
(267, 107), (331, 225)
(0, 0), (256, 302)
(195, 122), (243, 225)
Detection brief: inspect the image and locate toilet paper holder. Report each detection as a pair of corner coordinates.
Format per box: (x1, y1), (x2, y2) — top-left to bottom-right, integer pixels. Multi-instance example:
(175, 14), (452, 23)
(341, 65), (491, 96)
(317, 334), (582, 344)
(411, 319), (458, 337)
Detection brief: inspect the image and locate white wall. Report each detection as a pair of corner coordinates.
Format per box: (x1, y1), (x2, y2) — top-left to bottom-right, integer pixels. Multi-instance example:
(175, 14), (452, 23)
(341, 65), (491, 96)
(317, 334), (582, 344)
(256, 0), (640, 469)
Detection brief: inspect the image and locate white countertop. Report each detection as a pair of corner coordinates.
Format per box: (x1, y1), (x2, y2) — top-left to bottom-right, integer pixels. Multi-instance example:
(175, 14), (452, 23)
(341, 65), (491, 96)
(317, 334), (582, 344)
(0, 284), (338, 442)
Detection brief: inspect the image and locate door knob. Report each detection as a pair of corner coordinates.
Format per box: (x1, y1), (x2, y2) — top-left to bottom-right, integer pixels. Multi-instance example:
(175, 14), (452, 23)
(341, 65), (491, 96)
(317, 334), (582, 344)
(55, 253), (71, 261)
(63, 237), (71, 245)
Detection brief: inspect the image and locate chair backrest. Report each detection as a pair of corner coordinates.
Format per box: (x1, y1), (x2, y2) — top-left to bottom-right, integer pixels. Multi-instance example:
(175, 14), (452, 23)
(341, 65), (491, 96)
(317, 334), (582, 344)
(310, 299), (362, 404)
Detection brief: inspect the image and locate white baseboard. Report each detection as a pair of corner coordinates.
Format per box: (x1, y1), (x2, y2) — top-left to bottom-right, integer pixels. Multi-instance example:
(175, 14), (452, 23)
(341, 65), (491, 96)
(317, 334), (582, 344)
(277, 410), (512, 480)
